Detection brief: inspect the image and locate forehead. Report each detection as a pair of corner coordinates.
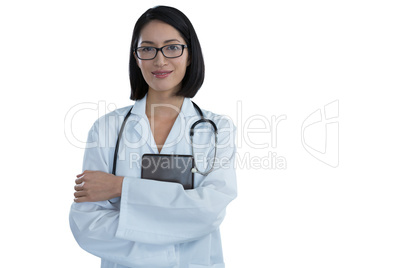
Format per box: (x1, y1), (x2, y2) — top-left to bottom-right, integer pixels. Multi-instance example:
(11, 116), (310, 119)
(139, 20), (185, 45)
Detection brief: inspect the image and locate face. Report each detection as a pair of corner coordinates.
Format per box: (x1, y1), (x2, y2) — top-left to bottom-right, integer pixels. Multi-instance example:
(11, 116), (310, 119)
(136, 20), (190, 96)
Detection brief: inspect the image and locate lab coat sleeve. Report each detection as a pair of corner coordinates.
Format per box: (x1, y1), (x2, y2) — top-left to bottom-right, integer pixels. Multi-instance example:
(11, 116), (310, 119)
(69, 121), (177, 267)
(116, 117), (237, 245)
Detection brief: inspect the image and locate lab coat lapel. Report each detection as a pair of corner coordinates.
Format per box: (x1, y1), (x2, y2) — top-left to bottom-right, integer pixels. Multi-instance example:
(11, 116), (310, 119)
(159, 113), (183, 154)
(129, 96), (158, 154)
(160, 98), (198, 154)
(128, 96), (199, 154)
(133, 116), (158, 153)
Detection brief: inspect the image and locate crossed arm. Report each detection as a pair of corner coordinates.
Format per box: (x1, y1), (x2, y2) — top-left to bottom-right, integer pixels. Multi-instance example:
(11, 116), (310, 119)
(74, 170), (124, 203)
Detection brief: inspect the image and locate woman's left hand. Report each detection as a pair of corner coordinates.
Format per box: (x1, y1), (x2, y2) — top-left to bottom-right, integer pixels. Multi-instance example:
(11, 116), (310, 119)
(74, 170), (124, 203)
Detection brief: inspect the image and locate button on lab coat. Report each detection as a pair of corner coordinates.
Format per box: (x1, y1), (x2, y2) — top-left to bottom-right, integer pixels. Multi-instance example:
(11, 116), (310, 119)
(69, 96), (237, 268)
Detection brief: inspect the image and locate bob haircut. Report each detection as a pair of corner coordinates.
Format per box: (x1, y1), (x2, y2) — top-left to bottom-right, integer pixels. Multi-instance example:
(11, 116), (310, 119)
(129, 6), (205, 100)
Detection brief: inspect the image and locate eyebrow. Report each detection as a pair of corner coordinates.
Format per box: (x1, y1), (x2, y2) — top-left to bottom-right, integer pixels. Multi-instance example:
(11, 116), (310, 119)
(140, 39), (181, 45)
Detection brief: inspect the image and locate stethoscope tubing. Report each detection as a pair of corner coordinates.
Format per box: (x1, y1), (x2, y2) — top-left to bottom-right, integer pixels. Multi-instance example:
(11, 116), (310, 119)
(112, 101), (218, 176)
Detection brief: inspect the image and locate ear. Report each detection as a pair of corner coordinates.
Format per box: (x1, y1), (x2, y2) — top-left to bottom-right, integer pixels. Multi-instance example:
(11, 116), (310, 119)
(186, 55), (191, 67)
(135, 54), (140, 67)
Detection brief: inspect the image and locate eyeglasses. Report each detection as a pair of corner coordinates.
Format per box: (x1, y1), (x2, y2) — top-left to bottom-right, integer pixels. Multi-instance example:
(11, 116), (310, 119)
(134, 44), (188, 60)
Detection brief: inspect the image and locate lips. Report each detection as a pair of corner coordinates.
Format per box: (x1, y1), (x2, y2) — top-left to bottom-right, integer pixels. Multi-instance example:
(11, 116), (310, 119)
(151, 70), (173, 78)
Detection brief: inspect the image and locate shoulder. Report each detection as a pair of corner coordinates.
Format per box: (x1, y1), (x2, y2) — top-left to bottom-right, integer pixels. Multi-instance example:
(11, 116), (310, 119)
(198, 106), (236, 132)
(87, 104), (134, 137)
(105, 105), (134, 122)
(90, 105), (133, 127)
(84, 105), (135, 148)
(195, 105), (237, 151)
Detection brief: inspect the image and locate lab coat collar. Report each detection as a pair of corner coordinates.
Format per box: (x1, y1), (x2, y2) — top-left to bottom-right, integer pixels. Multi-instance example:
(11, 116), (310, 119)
(130, 94), (198, 118)
(128, 94), (198, 154)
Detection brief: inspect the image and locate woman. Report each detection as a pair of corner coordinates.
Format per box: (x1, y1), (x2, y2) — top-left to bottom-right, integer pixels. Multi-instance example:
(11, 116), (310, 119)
(70, 6), (237, 268)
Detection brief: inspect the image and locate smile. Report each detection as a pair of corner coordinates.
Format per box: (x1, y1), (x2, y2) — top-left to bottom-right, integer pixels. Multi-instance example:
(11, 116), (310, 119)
(151, 70), (173, 78)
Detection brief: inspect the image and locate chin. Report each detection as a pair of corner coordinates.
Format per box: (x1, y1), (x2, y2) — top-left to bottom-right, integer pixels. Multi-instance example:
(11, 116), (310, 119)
(149, 84), (181, 95)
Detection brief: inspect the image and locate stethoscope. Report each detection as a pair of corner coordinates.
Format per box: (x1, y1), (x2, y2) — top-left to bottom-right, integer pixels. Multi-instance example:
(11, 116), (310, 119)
(112, 101), (218, 176)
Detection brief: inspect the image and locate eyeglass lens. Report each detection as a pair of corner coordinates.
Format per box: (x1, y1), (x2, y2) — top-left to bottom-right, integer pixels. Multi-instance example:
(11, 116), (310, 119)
(136, 45), (184, 59)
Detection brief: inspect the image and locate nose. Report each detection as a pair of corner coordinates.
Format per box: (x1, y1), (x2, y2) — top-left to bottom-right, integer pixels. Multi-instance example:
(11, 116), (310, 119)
(153, 50), (167, 67)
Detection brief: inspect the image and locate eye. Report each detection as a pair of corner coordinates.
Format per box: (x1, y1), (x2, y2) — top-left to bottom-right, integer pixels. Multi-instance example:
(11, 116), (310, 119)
(166, 45), (181, 51)
(139, 47), (155, 52)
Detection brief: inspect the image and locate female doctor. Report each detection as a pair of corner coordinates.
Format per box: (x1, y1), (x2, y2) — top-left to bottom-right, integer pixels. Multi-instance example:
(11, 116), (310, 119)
(70, 6), (237, 268)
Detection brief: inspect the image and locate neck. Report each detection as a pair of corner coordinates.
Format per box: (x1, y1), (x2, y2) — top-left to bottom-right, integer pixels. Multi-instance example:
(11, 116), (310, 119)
(145, 90), (185, 118)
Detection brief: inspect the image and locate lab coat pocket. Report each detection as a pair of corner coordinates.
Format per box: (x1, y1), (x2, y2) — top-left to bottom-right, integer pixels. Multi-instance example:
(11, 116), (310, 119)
(189, 264), (225, 268)
(108, 197), (121, 209)
(128, 243), (177, 267)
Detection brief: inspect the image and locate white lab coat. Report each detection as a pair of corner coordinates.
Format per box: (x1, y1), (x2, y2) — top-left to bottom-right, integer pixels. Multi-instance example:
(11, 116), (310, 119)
(69, 96), (237, 268)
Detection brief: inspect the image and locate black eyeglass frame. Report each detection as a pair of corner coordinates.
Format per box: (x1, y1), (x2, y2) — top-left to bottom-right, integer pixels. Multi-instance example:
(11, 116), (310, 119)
(134, 44), (188, 60)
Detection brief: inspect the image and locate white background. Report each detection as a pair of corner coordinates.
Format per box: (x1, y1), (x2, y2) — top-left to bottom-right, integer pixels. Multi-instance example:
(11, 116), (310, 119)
(1, 0), (401, 267)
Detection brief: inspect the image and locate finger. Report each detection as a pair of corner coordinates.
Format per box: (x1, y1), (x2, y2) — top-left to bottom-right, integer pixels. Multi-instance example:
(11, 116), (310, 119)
(78, 170), (94, 176)
(74, 190), (87, 198)
(76, 170), (92, 178)
(74, 181), (85, 191)
(75, 174), (85, 184)
(74, 196), (88, 203)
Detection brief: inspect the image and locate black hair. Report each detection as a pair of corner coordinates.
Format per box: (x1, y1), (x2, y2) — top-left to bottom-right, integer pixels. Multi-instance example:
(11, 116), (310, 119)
(129, 6), (205, 100)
